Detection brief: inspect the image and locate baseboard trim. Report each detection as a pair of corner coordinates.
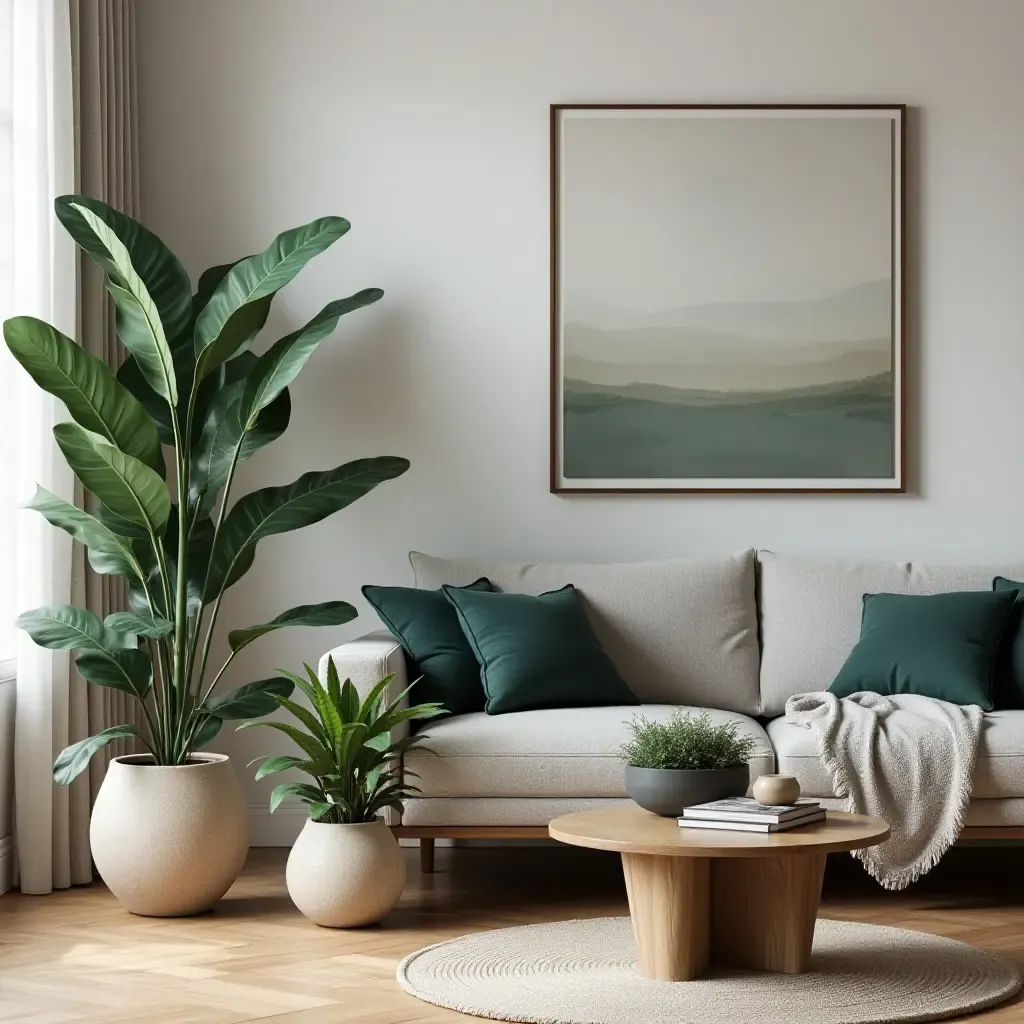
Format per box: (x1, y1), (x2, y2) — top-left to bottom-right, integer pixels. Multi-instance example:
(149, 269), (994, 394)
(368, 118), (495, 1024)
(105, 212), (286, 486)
(0, 834), (13, 895)
(248, 804), (306, 847)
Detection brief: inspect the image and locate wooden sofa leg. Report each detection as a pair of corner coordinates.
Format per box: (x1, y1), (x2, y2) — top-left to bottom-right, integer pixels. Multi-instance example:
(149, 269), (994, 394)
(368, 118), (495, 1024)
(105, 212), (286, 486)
(420, 838), (435, 874)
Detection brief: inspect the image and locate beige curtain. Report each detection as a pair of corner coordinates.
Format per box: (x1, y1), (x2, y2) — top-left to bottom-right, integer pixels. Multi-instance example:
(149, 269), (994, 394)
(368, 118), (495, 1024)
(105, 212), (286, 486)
(70, 0), (142, 854)
(15, 0), (139, 893)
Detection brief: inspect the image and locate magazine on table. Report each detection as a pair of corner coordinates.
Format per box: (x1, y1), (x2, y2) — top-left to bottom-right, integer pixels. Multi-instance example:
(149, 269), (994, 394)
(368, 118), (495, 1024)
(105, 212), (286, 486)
(679, 797), (823, 825)
(678, 809), (827, 833)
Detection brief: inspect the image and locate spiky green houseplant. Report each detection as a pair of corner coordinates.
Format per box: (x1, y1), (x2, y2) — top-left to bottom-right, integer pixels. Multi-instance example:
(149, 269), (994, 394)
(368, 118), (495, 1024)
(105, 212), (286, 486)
(246, 657), (444, 823)
(3, 196), (408, 782)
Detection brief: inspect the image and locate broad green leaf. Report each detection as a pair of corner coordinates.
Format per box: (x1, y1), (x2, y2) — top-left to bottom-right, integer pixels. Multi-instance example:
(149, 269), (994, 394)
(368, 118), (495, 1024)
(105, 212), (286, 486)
(204, 457), (409, 599)
(75, 648), (153, 700)
(25, 486), (140, 579)
(203, 677), (295, 720)
(237, 290), (382, 428)
(191, 714), (223, 750)
(116, 355), (175, 445)
(4, 317), (163, 471)
(56, 196), (188, 405)
(235, 719), (333, 764)
(95, 502), (153, 541)
(251, 754), (308, 781)
(193, 217), (350, 381)
(227, 601), (357, 653)
(104, 610), (173, 639)
(17, 605), (132, 652)
(53, 422), (170, 535)
(269, 782), (325, 814)
(115, 279), (228, 448)
(117, 263), (265, 448)
(53, 724), (141, 785)
(190, 382), (290, 513)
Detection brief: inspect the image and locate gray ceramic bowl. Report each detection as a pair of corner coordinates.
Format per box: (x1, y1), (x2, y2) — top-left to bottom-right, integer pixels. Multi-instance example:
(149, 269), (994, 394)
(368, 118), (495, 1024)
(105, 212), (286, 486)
(624, 763), (750, 817)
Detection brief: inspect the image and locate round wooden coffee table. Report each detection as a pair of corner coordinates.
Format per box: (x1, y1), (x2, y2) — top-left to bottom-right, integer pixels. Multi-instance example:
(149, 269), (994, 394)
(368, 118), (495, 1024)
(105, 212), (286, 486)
(549, 805), (889, 982)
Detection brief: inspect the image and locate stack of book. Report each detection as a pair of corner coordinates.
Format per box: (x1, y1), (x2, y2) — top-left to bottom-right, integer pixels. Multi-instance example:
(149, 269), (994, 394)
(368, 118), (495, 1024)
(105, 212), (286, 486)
(678, 797), (825, 833)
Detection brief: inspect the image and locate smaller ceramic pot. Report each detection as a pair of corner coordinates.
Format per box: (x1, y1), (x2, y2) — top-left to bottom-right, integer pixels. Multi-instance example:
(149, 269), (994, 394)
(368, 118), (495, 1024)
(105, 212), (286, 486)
(752, 773), (802, 806)
(625, 763), (750, 817)
(286, 817), (405, 928)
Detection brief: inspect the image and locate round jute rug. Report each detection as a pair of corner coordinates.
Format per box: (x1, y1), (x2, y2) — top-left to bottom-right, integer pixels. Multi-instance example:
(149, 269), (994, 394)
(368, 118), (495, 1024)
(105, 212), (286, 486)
(397, 916), (1021, 1024)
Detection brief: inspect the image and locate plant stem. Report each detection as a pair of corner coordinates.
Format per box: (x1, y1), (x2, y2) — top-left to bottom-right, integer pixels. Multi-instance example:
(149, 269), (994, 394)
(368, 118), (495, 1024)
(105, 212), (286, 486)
(195, 650), (237, 710)
(139, 576), (172, 761)
(136, 653), (164, 761)
(192, 436), (245, 700)
(169, 406), (191, 761)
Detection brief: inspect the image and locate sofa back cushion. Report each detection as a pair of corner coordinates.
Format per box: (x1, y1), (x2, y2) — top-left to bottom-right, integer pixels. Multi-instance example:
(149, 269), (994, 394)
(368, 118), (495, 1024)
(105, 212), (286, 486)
(758, 551), (1024, 716)
(410, 550), (760, 714)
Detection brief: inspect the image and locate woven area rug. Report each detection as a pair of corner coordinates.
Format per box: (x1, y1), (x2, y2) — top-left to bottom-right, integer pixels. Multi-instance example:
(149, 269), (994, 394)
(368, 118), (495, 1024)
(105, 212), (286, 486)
(398, 916), (1020, 1024)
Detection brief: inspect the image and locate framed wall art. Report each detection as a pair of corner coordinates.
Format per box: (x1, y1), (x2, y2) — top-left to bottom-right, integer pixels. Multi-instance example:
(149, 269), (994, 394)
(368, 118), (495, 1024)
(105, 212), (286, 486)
(550, 104), (905, 493)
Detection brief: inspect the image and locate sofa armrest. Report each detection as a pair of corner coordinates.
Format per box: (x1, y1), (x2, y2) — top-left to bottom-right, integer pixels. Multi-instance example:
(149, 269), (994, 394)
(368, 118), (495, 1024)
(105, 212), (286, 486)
(318, 631), (409, 826)
(318, 630), (410, 743)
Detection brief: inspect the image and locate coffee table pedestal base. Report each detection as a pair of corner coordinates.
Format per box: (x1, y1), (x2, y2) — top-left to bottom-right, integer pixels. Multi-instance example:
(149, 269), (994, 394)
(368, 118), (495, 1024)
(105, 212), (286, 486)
(621, 852), (827, 981)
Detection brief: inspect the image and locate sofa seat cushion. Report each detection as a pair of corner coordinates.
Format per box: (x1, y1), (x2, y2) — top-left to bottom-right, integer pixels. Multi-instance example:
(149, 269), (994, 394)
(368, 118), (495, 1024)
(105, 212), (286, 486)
(405, 705), (774, 799)
(766, 711), (1024, 800)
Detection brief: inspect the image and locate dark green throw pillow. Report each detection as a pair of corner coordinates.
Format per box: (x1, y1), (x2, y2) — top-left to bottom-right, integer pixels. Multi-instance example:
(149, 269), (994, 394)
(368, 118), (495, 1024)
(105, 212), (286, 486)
(362, 577), (493, 717)
(992, 577), (1024, 709)
(829, 590), (1017, 710)
(441, 583), (638, 715)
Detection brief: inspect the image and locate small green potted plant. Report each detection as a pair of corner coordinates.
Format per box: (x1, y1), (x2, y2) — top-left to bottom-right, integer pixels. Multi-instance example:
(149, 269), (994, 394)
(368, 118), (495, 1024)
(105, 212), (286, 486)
(621, 710), (756, 817)
(244, 657), (444, 928)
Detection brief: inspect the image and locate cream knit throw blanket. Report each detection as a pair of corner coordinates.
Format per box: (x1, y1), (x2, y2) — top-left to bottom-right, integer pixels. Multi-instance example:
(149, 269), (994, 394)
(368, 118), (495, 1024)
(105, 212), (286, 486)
(784, 692), (983, 890)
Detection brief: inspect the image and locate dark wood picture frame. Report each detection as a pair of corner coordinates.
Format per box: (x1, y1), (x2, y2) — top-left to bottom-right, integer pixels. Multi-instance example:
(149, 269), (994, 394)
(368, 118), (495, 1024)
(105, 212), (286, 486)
(549, 103), (907, 495)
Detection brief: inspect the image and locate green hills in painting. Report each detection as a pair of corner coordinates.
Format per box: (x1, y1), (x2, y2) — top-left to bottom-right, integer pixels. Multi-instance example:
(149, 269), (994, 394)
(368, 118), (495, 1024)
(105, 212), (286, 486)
(561, 282), (895, 480)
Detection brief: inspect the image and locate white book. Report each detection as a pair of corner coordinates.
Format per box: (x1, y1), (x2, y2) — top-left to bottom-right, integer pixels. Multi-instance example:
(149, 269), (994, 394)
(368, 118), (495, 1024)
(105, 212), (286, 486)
(678, 810), (826, 833)
(681, 797), (821, 824)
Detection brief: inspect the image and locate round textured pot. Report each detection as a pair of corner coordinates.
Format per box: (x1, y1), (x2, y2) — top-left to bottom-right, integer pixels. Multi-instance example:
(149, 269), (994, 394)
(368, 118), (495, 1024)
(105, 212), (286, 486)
(90, 753), (249, 917)
(286, 817), (405, 928)
(624, 763), (750, 817)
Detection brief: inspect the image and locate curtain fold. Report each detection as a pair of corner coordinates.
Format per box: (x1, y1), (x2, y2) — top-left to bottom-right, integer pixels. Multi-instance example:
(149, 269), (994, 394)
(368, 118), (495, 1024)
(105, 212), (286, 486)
(71, 0), (141, 822)
(13, 0), (139, 894)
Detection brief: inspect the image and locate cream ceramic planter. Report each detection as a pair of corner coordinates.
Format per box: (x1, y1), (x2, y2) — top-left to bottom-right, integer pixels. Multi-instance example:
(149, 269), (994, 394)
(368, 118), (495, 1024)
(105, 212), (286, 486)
(90, 753), (249, 917)
(286, 817), (405, 928)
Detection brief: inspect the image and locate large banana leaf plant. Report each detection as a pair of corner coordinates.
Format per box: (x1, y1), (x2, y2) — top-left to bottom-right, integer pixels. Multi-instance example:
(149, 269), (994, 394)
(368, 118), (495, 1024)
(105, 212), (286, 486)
(3, 196), (408, 783)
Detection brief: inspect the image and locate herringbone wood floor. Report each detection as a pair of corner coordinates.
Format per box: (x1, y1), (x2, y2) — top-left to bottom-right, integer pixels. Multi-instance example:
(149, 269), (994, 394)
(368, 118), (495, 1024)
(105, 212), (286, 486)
(2, 844), (1024, 1022)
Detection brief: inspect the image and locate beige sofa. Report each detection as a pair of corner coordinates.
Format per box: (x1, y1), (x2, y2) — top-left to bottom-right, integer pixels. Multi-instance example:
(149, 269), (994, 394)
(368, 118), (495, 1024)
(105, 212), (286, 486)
(320, 550), (1024, 870)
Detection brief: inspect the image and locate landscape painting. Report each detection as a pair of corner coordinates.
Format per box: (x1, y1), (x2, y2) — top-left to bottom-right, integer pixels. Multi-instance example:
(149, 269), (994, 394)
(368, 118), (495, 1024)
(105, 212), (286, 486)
(552, 105), (904, 492)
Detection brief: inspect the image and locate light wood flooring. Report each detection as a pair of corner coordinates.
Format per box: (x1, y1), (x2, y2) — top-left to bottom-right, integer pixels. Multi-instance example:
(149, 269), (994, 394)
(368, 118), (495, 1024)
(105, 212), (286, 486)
(2, 843), (1024, 1022)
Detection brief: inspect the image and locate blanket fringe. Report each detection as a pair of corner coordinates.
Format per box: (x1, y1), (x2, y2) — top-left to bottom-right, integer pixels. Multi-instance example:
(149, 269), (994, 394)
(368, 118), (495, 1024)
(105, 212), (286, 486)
(807, 694), (980, 891)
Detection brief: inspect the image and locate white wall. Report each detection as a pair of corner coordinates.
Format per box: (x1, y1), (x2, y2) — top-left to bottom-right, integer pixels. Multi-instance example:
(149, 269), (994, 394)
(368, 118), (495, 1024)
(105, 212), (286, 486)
(135, 0), (1024, 840)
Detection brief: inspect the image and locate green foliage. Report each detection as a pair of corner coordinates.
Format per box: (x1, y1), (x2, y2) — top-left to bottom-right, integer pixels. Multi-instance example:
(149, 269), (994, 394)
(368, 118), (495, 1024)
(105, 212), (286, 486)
(4, 195), (408, 781)
(244, 658), (445, 824)
(620, 710), (756, 771)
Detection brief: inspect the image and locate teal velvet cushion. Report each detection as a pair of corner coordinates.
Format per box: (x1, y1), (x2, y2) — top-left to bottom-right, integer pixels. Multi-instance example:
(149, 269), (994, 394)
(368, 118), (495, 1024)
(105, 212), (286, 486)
(992, 577), (1024, 709)
(361, 577), (493, 717)
(441, 583), (638, 715)
(829, 590), (1018, 710)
